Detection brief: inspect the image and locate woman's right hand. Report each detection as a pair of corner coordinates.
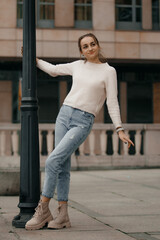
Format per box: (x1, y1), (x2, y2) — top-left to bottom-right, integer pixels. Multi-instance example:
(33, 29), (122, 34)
(36, 57), (39, 65)
(21, 46), (23, 56)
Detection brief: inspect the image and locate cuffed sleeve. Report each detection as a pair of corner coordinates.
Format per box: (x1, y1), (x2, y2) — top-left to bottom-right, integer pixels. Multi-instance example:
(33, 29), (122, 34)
(105, 67), (122, 129)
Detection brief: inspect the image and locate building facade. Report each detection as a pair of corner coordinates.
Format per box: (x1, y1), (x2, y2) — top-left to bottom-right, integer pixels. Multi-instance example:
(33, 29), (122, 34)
(0, 0), (160, 127)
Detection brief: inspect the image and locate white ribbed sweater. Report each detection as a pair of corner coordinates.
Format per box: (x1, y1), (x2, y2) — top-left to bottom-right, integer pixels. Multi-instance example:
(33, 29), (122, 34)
(37, 59), (122, 128)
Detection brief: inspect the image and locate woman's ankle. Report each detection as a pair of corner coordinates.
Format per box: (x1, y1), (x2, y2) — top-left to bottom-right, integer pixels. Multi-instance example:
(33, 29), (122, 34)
(58, 201), (67, 205)
(41, 195), (51, 203)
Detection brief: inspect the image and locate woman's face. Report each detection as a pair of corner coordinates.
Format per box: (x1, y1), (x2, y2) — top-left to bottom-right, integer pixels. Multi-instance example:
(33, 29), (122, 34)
(80, 36), (100, 63)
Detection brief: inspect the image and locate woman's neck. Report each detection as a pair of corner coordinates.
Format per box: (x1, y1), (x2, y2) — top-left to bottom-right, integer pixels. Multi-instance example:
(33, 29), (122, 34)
(87, 58), (102, 64)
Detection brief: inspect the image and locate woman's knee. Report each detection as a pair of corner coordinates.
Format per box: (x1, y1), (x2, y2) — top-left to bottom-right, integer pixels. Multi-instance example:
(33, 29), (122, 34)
(58, 170), (70, 181)
(45, 154), (59, 172)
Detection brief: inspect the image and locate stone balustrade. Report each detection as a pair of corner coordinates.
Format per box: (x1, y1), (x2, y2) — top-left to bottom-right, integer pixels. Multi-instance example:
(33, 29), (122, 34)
(0, 123), (160, 169)
(0, 123), (20, 158)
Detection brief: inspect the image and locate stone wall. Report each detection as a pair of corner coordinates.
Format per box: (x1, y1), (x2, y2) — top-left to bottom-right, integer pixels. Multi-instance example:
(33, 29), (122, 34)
(0, 0), (159, 60)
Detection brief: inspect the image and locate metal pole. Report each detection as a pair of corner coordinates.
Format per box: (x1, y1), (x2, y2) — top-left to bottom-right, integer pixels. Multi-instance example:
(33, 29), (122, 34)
(12, 0), (40, 228)
(159, 0), (160, 29)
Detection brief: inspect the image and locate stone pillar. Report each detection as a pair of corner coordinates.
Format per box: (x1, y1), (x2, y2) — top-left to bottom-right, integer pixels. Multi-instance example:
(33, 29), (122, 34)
(0, 81), (12, 155)
(120, 82), (127, 123)
(153, 82), (160, 123)
(0, 0), (17, 28)
(142, 0), (152, 30)
(55, 0), (74, 27)
(0, 81), (12, 123)
(93, 0), (115, 30)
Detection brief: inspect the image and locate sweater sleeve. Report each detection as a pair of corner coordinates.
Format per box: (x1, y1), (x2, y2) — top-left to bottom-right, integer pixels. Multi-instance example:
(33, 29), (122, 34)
(37, 59), (75, 77)
(105, 67), (122, 129)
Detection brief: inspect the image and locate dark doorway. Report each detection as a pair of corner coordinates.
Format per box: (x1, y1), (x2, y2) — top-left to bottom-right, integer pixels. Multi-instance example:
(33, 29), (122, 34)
(127, 81), (153, 123)
(37, 79), (59, 123)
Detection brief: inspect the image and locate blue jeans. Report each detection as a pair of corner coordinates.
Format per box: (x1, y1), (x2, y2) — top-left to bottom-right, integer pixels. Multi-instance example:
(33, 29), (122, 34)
(42, 104), (95, 201)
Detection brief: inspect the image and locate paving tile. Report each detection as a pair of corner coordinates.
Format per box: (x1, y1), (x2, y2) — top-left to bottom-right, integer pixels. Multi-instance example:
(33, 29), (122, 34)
(151, 235), (160, 239)
(0, 214), (17, 240)
(13, 229), (134, 240)
(97, 215), (160, 233)
(151, 236), (160, 240)
(129, 233), (159, 240)
(1, 169), (160, 240)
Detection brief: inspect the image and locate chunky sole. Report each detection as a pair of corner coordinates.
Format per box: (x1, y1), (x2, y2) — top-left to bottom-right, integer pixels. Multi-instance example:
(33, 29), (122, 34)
(25, 215), (53, 230)
(48, 220), (71, 229)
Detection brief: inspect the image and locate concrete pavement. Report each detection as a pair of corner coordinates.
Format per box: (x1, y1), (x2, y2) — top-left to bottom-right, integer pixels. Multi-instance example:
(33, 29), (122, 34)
(0, 169), (160, 240)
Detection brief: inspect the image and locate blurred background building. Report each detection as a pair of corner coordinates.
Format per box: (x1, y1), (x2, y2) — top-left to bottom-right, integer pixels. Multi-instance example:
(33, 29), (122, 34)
(0, 0), (160, 125)
(0, 0), (160, 167)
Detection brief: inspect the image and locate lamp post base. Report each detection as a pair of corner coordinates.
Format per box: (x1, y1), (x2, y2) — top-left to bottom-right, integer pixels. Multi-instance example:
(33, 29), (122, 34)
(12, 213), (33, 228)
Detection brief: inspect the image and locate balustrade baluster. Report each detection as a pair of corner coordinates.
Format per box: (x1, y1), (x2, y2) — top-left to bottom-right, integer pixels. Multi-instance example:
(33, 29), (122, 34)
(47, 130), (53, 155)
(123, 130), (129, 155)
(0, 124), (150, 167)
(0, 131), (6, 156)
(100, 130), (107, 156)
(79, 142), (85, 156)
(39, 130), (42, 156)
(89, 130), (95, 156)
(135, 130), (141, 155)
(11, 130), (19, 156)
(112, 131), (119, 155)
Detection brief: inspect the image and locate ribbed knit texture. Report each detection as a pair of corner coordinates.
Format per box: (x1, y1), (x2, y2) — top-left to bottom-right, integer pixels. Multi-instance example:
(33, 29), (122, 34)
(37, 59), (122, 128)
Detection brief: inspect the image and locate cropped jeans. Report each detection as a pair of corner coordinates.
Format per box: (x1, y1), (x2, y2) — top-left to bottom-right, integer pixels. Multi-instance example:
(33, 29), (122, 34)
(42, 104), (95, 201)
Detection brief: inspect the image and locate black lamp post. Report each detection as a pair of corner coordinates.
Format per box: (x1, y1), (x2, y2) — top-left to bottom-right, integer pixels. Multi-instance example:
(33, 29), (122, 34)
(12, 0), (40, 228)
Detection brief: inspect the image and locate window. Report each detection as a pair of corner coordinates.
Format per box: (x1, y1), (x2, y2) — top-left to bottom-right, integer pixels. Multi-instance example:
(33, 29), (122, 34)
(75, 0), (92, 28)
(115, 0), (142, 30)
(17, 0), (23, 27)
(152, 0), (160, 30)
(37, 0), (55, 28)
(17, 0), (55, 28)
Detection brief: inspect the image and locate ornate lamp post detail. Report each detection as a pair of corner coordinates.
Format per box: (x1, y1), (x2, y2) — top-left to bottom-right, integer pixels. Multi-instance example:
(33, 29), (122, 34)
(12, 0), (40, 228)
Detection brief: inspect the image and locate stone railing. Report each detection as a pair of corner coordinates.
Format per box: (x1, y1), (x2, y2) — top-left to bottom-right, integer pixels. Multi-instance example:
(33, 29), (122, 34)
(0, 123), (160, 169)
(0, 123), (20, 158)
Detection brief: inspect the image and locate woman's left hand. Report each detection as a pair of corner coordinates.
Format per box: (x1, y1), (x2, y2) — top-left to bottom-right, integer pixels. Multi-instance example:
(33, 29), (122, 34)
(118, 130), (134, 149)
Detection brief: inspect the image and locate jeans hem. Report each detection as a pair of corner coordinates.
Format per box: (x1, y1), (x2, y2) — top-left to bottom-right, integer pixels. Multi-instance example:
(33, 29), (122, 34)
(41, 193), (53, 199)
(57, 199), (68, 202)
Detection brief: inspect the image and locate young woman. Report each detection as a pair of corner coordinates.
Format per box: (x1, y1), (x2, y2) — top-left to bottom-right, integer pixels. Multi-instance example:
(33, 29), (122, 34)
(25, 33), (134, 230)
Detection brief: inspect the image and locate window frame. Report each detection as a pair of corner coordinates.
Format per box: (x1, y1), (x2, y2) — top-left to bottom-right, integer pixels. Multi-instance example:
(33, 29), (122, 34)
(74, 0), (92, 29)
(17, 0), (55, 29)
(37, 0), (55, 28)
(17, 0), (23, 28)
(152, 0), (160, 30)
(115, 0), (142, 30)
